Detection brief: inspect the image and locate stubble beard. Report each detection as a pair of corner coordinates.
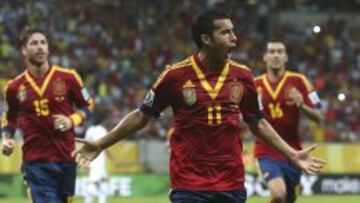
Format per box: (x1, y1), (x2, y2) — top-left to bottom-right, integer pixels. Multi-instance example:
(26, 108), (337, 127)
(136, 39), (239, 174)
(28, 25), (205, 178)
(28, 55), (47, 68)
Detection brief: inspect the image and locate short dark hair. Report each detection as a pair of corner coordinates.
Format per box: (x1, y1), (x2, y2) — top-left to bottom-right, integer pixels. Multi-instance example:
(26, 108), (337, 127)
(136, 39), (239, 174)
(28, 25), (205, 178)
(19, 26), (47, 47)
(191, 9), (230, 49)
(264, 37), (286, 52)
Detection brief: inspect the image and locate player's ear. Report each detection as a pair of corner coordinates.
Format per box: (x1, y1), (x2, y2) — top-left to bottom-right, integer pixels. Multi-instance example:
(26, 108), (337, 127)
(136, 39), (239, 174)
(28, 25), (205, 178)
(263, 53), (267, 62)
(21, 46), (27, 56)
(201, 34), (211, 46)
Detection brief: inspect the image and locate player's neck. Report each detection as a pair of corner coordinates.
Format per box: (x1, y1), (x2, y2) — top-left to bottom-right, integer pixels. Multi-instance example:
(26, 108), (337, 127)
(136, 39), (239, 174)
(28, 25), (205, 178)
(27, 61), (50, 77)
(267, 67), (285, 82)
(198, 50), (226, 71)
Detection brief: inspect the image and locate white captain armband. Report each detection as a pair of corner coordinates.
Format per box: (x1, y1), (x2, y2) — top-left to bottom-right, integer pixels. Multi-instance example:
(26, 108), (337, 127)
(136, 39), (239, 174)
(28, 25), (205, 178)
(81, 88), (90, 100)
(257, 94), (264, 111)
(308, 91), (321, 107)
(143, 89), (155, 107)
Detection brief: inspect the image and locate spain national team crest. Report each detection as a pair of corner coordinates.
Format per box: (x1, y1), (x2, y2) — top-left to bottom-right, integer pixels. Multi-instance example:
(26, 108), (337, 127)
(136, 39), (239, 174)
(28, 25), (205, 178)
(229, 81), (243, 103)
(53, 79), (66, 101)
(285, 85), (295, 100)
(17, 84), (27, 102)
(182, 80), (196, 106)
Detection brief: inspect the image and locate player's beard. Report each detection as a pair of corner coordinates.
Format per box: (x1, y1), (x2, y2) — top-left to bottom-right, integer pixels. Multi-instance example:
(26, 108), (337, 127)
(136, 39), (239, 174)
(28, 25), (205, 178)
(28, 53), (48, 67)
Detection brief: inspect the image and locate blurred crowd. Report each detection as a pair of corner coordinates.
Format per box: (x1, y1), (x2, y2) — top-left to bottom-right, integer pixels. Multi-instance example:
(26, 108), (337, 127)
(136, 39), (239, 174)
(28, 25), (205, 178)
(0, 0), (359, 142)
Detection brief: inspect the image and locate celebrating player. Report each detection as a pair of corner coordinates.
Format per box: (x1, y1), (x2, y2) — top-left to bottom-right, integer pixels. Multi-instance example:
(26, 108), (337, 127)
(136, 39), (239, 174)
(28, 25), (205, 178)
(73, 10), (325, 203)
(254, 39), (324, 203)
(1, 26), (94, 203)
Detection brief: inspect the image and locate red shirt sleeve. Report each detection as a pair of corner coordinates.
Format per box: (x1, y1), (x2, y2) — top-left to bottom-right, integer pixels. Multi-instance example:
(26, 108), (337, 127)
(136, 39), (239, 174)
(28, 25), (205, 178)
(68, 70), (94, 115)
(299, 75), (321, 109)
(140, 68), (174, 117)
(239, 71), (263, 124)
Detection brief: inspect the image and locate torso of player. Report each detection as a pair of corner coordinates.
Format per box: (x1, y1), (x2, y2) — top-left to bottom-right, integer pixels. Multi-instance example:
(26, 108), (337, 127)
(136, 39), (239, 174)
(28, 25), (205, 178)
(254, 71), (312, 160)
(85, 125), (108, 180)
(11, 66), (78, 122)
(147, 55), (260, 191)
(7, 66), (81, 161)
(167, 56), (253, 155)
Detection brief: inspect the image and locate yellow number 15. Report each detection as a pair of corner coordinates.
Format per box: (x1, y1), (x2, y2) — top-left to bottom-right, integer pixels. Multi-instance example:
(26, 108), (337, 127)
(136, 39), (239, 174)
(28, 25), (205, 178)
(33, 99), (50, 116)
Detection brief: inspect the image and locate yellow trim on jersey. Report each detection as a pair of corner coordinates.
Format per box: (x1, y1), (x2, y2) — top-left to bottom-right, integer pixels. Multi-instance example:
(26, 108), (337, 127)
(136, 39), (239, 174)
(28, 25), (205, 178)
(153, 58), (192, 89)
(287, 71), (314, 92)
(191, 56), (230, 100)
(53, 66), (84, 87)
(228, 60), (250, 71)
(25, 66), (56, 97)
(262, 72), (289, 100)
(254, 74), (263, 82)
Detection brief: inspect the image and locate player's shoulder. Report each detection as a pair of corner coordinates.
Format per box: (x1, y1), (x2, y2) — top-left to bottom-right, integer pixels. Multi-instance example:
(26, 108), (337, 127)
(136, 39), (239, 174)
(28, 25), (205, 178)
(285, 71), (311, 84)
(286, 71), (313, 90)
(53, 65), (84, 85)
(254, 73), (266, 82)
(5, 72), (26, 90)
(159, 56), (193, 78)
(286, 71), (307, 80)
(227, 59), (251, 73)
(165, 56), (192, 72)
(53, 65), (79, 76)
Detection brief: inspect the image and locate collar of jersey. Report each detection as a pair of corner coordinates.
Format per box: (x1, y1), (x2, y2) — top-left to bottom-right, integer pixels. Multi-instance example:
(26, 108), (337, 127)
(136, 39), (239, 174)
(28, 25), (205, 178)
(190, 55), (230, 100)
(25, 66), (56, 97)
(262, 71), (289, 100)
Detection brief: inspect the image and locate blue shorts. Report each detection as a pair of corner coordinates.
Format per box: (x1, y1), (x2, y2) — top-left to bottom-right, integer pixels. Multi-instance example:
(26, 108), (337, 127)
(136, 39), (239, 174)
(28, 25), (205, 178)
(169, 189), (247, 203)
(22, 161), (77, 203)
(258, 157), (301, 202)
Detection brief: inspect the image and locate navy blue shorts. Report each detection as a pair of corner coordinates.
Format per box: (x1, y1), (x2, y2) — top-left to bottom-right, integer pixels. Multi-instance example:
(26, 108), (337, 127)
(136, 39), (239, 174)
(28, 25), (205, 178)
(22, 161), (77, 203)
(258, 157), (301, 202)
(169, 189), (247, 203)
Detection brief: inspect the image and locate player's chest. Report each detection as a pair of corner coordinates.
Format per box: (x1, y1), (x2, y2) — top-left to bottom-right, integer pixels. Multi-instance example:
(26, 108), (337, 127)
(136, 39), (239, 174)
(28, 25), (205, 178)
(16, 78), (69, 111)
(173, 73), (246, 106)
(257, 81), (300, 118)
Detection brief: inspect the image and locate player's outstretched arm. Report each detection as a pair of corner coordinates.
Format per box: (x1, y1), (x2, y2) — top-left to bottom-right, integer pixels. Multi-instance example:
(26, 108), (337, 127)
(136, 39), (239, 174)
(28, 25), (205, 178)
(73, 109), (152, 168)
(250, 119), (326, 174)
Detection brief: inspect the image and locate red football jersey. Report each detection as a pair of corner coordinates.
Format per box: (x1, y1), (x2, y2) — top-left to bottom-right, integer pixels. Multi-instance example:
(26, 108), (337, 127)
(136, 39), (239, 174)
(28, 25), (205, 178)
(254, 71), (321, 160)
(2, 65), (94, 162)
(141, 54), (262, 191)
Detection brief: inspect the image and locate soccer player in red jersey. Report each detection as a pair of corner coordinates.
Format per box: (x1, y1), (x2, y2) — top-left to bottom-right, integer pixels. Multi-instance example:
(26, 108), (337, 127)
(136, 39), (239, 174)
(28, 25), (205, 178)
(254, 40), (324, 203)
(1, 27), (94, 203)
(73, 10), (325, 203)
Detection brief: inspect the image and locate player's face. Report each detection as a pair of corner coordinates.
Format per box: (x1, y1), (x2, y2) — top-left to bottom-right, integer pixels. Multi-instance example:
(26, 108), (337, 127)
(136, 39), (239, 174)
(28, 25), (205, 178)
(263, 42), (288, 70)
(208, 19), (238, 54)
(22, 33), (49, 66)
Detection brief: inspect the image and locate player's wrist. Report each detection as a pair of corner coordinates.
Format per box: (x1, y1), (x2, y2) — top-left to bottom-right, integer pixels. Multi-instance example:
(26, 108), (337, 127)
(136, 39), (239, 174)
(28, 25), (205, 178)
(1, 132), (14, 140)
(70, 112), (84, 126)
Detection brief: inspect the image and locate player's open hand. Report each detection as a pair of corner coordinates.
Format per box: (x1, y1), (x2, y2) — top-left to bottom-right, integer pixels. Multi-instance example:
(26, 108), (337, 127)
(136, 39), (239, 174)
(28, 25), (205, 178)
(1, 138), (16, 156)
(291, 144), (326, 174)
(72, 138), (102, 169)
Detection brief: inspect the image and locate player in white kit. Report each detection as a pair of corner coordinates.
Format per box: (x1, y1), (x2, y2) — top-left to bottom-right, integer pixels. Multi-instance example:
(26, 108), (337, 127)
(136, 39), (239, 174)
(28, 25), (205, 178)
(84, 124), (109, 203)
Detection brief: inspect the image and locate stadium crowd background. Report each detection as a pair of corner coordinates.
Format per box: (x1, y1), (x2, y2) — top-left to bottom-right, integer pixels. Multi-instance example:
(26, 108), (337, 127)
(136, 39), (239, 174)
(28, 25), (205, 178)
(0, 0), (359, 143)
